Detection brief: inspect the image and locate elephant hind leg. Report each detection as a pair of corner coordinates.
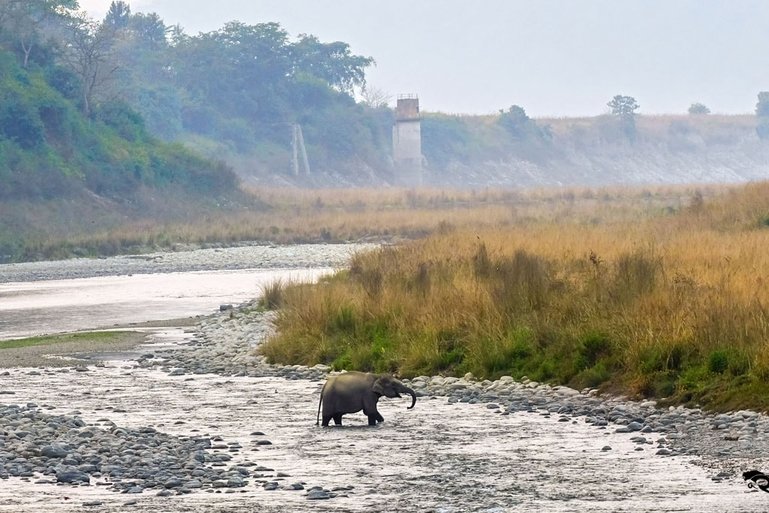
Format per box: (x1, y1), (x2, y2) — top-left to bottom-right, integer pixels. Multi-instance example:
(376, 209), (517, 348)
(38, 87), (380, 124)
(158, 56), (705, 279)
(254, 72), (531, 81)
(367, 411), (384, 425)
(333, 414), (343, 425)
(322, 415), (332, 427)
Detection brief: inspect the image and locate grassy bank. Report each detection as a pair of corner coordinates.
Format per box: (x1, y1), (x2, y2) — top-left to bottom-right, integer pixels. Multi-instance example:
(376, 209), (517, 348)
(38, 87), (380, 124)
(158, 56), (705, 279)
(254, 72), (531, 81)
(260, 181), (769, 412)
(7, 184), (721, 262)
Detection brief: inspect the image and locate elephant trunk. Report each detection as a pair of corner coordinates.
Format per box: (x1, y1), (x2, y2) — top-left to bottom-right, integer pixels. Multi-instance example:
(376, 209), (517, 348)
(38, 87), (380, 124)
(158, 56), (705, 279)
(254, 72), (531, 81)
(401, 384), (417, 409)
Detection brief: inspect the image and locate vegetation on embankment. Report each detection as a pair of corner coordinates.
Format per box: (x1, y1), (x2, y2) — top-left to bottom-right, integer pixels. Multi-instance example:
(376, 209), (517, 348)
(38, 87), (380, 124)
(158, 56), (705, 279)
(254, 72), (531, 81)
(260, 181), (769, 412)
(0, 32), (242, 262)
(5, 184), (712, 262)
(0, 47), (237, 202)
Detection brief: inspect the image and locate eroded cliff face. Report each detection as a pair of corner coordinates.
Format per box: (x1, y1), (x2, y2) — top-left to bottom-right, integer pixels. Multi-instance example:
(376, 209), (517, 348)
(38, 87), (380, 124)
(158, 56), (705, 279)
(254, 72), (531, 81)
(428, 144), (769, 188)
(234, 115), (769, 189)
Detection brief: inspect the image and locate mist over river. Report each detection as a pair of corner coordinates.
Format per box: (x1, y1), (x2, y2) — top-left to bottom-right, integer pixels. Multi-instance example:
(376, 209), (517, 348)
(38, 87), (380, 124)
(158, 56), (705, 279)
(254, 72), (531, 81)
(0, 244), (768, 512)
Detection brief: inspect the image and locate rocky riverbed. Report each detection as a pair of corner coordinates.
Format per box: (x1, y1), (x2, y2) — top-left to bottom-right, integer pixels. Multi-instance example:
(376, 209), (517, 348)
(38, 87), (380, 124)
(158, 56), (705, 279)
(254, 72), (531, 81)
(0, 255), (769, 513)
(151, 305), (769, 476)
(3, 302), (769, 512)
(0, 243), (378, 284)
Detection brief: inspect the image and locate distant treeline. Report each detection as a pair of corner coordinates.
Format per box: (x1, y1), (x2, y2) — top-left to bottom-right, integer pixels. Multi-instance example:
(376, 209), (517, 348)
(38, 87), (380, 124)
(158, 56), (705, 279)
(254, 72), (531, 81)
(95, 2), (394, 176)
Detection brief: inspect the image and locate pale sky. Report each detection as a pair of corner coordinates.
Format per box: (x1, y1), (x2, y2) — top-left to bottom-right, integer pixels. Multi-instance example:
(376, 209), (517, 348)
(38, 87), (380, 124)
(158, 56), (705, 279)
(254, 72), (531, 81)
(78, 0), (769, 117)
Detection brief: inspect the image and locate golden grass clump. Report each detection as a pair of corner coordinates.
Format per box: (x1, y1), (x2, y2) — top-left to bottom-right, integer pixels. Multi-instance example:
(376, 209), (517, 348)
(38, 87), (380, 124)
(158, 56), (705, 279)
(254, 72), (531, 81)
(261, 182), (769, 412)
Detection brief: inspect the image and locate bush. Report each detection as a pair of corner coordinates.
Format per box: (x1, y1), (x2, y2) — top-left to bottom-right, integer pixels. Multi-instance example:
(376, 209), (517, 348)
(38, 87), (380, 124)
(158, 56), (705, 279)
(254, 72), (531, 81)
(96, 101), (147, 142)
(707, 350), (729, 374)
(0, 86), (45, 149)
(576, 333), (613, 371)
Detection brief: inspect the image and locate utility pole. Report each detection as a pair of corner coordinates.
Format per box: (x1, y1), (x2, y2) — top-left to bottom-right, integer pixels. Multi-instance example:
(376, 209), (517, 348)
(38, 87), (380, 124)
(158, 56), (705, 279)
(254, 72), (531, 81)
(291, 124), (311, 176)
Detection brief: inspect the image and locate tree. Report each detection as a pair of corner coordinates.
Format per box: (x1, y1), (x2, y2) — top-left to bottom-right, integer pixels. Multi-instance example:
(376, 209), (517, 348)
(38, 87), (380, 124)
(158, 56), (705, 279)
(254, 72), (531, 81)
(359, 86), (391, 109)
(171, 21), (295, 130)
(0, 0), (79, 67)
(499, 105), (530, 135)
(756, 92), (769, 139)
(128, 12), (167, 49)
(756, 92), (769, 117)
(607, 94), (639, 140)
(688, 102), (710, 115)
(498, 104), (548, 142)
(103, 1), (130, 30)
(291, 34), (374, 94)
(59, 13), (119, 117)
(607, 95), (639, 118)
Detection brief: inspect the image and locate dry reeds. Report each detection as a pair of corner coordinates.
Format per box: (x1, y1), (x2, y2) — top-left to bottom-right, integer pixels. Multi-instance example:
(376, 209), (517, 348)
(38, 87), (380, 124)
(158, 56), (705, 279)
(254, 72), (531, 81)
(261, 182), (769, 412)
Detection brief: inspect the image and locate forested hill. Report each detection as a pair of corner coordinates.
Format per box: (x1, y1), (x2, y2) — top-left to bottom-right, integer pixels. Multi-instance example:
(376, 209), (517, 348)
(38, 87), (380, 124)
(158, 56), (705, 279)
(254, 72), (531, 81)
(60, 1), (393, 185)
(0, 1), (393, 192)
(0, 2), (238, 201)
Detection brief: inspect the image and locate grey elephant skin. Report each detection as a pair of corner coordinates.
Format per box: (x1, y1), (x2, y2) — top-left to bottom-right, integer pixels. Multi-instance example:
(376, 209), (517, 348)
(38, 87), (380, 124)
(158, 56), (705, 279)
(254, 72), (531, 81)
(316, 372), (417, 426)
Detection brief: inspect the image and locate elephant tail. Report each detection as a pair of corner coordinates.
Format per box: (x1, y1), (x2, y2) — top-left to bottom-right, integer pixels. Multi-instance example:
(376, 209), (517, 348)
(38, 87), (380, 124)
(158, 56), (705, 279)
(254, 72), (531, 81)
(316, 381), (328, 426)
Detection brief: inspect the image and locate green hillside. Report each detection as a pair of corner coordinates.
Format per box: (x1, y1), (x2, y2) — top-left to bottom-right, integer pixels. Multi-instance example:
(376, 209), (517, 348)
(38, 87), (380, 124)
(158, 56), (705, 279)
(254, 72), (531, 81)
(0, 49), (236, 199)
(0, 1), (243, 261)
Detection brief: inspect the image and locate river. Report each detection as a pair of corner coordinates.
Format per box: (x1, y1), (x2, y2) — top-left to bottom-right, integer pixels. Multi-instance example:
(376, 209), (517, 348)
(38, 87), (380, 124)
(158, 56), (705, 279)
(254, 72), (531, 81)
(0, 244), (766, 512)
(0, 244), (368, 340)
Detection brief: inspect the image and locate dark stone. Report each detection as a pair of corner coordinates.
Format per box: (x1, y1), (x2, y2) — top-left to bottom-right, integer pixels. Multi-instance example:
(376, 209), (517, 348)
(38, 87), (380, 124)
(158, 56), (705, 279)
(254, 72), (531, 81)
(56, 469), (90, 484)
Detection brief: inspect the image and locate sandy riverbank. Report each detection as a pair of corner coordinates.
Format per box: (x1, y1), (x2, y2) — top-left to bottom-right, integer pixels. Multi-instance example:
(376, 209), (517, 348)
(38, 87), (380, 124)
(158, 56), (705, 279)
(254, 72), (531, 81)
(0, 317), (200, 368)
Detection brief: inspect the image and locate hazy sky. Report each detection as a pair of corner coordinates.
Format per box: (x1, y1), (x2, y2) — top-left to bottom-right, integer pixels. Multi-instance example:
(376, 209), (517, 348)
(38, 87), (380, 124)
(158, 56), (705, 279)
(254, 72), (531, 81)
(79, 0), (769, 117)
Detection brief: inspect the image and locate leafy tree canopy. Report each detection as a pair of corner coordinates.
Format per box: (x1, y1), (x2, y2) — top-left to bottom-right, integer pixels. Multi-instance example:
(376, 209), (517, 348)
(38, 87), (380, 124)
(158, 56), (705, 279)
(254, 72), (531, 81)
(756, 92), (769, 117)
(688, 102), (710, 115)
(607, 95), (639, 118)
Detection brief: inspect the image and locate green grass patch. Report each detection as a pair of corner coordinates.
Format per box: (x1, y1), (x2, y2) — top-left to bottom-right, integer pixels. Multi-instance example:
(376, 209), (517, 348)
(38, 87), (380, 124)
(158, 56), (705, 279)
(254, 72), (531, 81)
(0, 331), (140, 350)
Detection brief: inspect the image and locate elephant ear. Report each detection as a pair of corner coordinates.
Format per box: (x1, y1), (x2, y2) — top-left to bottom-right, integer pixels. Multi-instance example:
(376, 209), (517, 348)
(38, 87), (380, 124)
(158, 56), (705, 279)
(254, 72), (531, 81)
(372, 378), (386, 396)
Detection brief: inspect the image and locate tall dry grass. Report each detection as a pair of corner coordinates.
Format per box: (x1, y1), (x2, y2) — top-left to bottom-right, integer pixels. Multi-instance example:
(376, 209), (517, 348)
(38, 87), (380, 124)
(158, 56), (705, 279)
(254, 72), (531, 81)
(14, 184), (718, 261)
(261, 182), (769, 411)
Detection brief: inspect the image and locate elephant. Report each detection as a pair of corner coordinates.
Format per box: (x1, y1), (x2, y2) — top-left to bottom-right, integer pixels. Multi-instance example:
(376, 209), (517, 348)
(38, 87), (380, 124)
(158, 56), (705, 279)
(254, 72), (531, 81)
(316, 371), (417, 426)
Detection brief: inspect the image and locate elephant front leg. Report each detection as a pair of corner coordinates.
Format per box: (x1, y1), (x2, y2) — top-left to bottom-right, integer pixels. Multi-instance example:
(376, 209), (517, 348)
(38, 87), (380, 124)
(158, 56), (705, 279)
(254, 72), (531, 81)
(366, 410), (384, 425)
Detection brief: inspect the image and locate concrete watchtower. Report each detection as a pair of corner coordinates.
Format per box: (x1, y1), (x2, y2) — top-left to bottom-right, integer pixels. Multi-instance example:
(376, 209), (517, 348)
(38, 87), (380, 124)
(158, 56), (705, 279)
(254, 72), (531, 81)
(392, 95), (422, 186)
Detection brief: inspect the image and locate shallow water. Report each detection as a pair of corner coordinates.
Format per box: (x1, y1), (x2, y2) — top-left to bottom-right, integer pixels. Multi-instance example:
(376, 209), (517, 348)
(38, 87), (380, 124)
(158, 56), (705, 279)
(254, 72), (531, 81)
(0, 268), (330, 340)
(0, 244), (367, 340)
(0, 335), (765, 513)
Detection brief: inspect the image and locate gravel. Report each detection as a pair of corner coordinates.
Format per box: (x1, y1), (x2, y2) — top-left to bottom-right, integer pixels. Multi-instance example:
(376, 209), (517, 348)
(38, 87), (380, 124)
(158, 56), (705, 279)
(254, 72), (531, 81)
(0, 244), (377, 284)
(141, 303), (769, 480)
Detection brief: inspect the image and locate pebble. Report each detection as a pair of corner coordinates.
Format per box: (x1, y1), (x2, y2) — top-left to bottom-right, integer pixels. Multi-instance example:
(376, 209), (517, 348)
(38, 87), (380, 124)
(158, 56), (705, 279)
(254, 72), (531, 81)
(306, 488), (332, 500)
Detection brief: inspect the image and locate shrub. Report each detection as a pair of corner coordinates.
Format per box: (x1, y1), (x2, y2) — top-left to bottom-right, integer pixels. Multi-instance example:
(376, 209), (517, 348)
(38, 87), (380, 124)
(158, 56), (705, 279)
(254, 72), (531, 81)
(260, 279), (285, 309)
(707, 350), (729, 374)
(576, 333), (613, 371)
